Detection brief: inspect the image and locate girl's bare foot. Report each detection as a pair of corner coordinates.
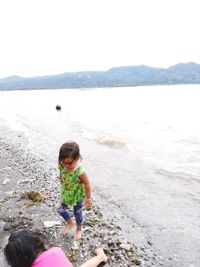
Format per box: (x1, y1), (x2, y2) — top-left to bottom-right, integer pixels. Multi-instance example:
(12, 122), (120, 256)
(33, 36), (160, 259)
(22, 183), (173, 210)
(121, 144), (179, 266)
(63, 219), (74, 234)
(95, 248), (108, 263)
(74, 225), (82, 240)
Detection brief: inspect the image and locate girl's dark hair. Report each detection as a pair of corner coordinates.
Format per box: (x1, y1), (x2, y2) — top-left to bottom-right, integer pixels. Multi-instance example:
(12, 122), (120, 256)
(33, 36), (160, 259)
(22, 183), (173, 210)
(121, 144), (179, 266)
(4, 230), (46, 267)
(58, 142), (81, 163)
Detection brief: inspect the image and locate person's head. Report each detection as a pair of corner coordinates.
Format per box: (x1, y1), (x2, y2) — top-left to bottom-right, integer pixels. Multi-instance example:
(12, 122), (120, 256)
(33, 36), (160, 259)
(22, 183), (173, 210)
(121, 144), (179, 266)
(59, 142), (81, 170)
(4, 229), (46, 267)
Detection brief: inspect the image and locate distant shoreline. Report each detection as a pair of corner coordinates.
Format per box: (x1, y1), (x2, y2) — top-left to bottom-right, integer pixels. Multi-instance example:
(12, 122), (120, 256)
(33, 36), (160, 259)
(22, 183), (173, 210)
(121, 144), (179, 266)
(0, 82), (199, 92)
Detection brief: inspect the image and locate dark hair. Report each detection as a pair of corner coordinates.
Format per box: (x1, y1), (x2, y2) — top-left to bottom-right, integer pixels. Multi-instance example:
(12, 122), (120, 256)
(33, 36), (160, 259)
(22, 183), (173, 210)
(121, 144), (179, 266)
(58, 142), (81, 163)
(4, 230), (46, 267)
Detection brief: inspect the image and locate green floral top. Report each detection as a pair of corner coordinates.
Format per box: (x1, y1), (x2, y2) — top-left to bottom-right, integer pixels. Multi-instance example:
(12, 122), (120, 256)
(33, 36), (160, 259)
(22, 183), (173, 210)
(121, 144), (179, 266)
(58, 163), (86, 206)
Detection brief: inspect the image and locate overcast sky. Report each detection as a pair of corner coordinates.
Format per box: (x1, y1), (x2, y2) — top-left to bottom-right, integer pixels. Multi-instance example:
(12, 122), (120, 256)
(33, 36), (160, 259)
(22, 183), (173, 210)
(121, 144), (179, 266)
(0, 0), (200, 78)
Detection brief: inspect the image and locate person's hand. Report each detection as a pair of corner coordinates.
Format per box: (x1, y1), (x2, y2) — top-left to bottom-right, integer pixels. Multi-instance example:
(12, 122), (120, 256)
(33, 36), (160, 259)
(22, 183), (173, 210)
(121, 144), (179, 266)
(58, 175), (63, 183)
(85, 198), (92, 209)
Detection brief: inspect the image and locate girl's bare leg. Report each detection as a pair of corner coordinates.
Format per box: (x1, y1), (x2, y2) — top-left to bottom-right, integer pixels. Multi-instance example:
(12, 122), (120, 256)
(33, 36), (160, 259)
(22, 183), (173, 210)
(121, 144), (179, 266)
(79, 248), (107, 267)
(63, 219), (74, 234)
(74, 224), (82, 240)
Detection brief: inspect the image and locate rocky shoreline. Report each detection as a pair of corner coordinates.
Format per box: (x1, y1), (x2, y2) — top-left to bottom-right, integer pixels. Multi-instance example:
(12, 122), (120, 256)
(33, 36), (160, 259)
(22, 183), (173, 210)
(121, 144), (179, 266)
(0, 136), (160, 267)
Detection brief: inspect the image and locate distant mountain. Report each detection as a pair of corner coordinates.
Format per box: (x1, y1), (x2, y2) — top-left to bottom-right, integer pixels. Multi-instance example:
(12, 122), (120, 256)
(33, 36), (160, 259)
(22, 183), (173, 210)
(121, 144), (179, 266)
(0, 62), (200, 90)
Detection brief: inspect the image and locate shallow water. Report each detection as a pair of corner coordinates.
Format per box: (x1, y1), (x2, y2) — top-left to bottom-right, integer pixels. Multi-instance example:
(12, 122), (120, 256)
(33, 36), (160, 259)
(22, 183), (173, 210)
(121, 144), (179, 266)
(0, 85), (200, 266)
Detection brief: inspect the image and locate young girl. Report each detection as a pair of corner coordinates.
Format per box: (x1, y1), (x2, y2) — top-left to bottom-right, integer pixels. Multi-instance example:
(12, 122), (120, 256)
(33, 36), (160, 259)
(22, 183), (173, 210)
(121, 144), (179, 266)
(4, 229), (107, 267)
(57, 142), (92, 240)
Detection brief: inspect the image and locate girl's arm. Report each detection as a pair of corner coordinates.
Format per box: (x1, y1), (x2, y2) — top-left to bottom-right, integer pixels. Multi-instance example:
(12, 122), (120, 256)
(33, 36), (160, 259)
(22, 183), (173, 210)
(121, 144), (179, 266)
(79, 172), (92, 208)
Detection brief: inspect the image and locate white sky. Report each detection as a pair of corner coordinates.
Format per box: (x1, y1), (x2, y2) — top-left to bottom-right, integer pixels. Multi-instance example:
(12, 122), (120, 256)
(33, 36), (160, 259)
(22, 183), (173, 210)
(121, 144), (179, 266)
(0, 0), (200, 78)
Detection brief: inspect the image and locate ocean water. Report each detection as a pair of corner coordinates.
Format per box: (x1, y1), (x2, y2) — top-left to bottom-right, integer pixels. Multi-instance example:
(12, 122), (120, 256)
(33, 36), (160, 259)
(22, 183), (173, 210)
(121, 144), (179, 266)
(0, 84), (200, 266)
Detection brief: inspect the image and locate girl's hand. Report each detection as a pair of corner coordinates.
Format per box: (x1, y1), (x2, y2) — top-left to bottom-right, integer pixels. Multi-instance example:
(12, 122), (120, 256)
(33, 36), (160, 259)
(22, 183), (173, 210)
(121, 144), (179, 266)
(58, 175), (62, 183)
(85, 198), (92, 209)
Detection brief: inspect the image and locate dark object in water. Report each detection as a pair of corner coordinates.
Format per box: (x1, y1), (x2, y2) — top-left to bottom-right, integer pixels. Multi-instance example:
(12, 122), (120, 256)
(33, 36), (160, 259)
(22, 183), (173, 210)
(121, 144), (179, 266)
(56, 105), (61, 111)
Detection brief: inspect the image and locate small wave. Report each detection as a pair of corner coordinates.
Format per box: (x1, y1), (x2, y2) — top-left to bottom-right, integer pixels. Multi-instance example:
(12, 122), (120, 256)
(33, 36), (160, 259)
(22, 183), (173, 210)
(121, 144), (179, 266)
(97, 138), (125, 148)
(155, 168), (200, 183)
(82, 128), (126, 149)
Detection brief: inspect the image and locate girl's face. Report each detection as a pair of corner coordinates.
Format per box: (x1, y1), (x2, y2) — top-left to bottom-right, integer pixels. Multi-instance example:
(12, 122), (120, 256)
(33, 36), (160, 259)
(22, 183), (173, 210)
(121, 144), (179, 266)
(61, 157), (78, 170)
